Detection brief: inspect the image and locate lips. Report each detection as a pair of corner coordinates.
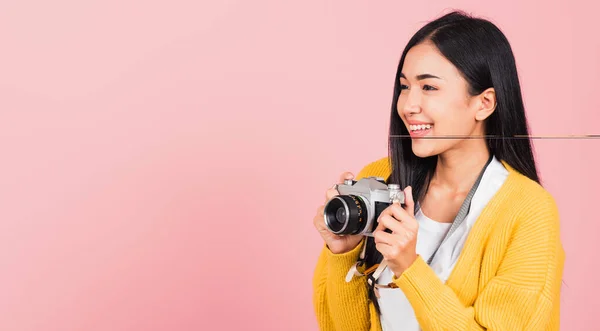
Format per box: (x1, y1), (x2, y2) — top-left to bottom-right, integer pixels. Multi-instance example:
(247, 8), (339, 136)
(407, 122), (433, 137)
(409, 126), (432, 137)
(409, 124), (433, 131)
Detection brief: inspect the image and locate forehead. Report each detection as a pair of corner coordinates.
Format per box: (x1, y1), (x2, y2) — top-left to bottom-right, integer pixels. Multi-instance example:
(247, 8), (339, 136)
(401, 42), (459, 79)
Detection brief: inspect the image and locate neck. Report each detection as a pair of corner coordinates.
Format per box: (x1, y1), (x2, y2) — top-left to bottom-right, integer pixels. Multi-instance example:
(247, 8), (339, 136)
(431, 139), (491, 193)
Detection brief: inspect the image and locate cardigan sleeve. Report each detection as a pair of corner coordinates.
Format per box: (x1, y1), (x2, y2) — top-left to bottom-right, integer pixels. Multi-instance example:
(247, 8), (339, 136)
(311, 156), (391, 330)
(390, 193), (565, 331)
(312, 239), (373, 331)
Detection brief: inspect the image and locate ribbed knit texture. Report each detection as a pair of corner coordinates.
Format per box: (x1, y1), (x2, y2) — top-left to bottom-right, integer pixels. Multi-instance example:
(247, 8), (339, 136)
(312, 157), (565, 331)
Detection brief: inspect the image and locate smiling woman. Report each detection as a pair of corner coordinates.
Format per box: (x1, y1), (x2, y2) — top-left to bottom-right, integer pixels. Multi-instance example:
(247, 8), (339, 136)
(312, 10), (564, 331)
(397, 42), (498, 157)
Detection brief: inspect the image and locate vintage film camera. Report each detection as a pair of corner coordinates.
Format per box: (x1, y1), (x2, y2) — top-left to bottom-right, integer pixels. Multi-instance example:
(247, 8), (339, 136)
(324, 177), (405, 236)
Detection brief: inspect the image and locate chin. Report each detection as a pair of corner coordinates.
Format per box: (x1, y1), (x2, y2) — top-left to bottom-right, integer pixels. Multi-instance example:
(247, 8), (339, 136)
(411, 141), (439, 158)
(411, 148), (433, 158)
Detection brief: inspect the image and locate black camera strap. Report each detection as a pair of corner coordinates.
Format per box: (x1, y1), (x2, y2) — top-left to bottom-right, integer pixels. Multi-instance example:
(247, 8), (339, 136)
(353, 154), (494, 291)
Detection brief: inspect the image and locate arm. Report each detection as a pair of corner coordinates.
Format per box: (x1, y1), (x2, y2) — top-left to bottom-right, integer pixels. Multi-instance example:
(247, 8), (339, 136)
(312, 157), (391, 330)
(391, 195), (565, 330)
(312, 239), (372, 331)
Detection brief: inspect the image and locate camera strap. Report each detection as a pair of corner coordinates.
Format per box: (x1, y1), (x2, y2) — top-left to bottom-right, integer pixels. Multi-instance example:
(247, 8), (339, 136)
(349, 155), (494, 291)
(422, 154), (493, 266)
(345, 239), (370, 282)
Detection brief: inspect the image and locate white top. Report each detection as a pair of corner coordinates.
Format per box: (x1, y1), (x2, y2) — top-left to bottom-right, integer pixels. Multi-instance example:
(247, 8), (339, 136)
(377, 156), (509, 331)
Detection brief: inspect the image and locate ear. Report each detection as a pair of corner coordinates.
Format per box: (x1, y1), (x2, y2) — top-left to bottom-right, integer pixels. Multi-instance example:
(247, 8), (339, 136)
(475, 88), (496, 121)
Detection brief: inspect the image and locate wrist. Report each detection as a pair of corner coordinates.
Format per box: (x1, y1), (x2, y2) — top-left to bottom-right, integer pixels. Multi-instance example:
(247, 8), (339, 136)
(393, 254), (419, 278)
(326, 239), (364, 256)
(327, 245), (347, 255)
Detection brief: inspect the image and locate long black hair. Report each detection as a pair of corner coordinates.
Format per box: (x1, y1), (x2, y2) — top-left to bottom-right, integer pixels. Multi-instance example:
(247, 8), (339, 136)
(364, 10), (541, 313)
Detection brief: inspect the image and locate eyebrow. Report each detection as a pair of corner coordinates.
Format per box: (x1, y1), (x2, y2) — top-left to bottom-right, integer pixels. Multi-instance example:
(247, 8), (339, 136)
(399, 73), (442, 80)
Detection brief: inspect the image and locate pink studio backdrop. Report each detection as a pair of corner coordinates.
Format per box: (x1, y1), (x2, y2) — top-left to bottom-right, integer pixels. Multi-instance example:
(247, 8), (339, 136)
(0, 1), (597, 330)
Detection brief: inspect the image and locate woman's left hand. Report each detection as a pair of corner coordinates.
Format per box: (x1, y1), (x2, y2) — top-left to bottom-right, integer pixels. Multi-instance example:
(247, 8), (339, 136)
(373, 186), (419, 278)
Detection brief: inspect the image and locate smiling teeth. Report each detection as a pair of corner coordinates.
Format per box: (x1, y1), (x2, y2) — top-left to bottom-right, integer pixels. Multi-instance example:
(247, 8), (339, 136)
(409, 124), (433, 131)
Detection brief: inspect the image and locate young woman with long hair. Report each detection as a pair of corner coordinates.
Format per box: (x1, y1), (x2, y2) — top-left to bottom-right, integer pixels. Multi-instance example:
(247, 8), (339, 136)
(312, 10), (564, 331)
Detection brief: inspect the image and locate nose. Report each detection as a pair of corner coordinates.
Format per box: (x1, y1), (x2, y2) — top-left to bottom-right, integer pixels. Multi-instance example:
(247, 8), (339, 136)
(400, 89), (421, 116)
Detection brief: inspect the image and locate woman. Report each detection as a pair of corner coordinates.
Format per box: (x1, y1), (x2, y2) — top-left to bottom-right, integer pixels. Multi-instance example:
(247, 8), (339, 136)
(312, 10), (565, 331)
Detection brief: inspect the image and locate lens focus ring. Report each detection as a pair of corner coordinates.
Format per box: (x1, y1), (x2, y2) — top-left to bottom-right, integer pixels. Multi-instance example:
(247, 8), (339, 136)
(324, 195), (368, 235)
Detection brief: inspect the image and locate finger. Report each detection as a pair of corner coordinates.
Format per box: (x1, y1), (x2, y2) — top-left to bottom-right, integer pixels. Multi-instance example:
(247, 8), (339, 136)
(374, 206), (401, 232)
(338, 171), (354, 184)
(375, 242), (393, 259)
(388, 203), (418, 231)
(317, 205), (324, 216)
(314, 213), (336, 235)
(325, 172), (354, 202)
(404, 186), (415, 217)
(373, 228), (397, 245)
(325, 186), (339, 201)
(378, 214), (405, 234)
(313, 213), (324, 230)
(388, 203), (409, 221)
(375, 219), (386, 232)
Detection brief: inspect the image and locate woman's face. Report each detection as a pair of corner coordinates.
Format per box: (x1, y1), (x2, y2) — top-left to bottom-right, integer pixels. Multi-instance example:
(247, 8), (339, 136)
(397, 41), (485, 158)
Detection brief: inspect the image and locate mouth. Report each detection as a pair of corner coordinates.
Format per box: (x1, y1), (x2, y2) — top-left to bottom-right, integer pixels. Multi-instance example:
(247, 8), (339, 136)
(408, 123), (433, 137)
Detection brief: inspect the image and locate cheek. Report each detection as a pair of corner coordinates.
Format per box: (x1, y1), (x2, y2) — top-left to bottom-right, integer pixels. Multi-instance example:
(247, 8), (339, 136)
(425, 99), (472, 133)
(396, 98), (406, 118)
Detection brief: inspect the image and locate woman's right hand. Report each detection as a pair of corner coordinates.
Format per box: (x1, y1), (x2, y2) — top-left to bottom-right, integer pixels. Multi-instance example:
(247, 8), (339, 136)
(313, 171), (364, 254)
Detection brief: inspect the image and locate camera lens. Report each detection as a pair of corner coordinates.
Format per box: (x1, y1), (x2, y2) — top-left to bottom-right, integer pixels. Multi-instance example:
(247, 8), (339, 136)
(324, 195), (368, 235)
(335, 208), (346, 223)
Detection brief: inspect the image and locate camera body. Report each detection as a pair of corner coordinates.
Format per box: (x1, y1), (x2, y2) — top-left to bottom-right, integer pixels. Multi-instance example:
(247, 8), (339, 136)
(324, 177), (405, 236)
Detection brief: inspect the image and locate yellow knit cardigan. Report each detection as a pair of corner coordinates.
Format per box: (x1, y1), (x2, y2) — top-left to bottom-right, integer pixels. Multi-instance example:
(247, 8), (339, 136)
(312, 157), (565, 330)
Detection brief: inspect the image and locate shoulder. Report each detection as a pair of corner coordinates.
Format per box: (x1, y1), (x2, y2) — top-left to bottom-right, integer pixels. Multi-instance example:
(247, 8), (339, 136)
(501, 162), (561, 239)
(503, 162), (559, 215)
(355, 156), (391, 180)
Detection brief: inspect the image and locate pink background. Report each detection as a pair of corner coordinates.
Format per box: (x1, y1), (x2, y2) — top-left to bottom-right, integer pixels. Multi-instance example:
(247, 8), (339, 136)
(0, 1), (597, 330)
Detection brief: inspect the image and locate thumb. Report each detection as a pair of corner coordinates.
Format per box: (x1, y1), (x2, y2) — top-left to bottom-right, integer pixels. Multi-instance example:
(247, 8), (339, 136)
(338, 171), (355, 183)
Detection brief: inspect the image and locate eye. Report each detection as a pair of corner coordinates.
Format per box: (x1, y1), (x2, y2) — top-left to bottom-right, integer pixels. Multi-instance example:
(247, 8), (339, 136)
(400, 84), (409, 90)
(423, 85), (438, 91)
